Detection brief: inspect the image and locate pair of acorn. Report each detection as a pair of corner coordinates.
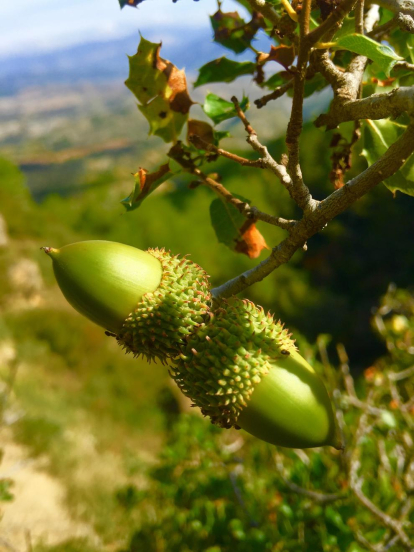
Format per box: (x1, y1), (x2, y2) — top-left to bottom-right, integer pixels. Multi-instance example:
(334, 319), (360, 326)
(44, 241), (341, 450)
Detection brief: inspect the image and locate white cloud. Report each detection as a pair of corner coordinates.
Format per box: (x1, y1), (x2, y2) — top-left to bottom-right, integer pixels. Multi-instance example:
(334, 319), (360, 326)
(0, 0), (247, 57)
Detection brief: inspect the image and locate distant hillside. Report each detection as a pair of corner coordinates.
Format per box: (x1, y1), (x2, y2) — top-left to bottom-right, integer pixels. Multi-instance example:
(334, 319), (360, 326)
(0, 29), (272, 96)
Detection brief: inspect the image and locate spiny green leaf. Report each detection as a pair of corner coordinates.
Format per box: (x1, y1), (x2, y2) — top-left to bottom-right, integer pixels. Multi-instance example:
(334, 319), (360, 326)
(362, 119), (414, 197)
(125, 36), (193, 143)
(210, 10), (263, 54)
(202, 93), (249, 125)
(139, 97), (187, 143)
(335, 34), (403, 77)
(125, 37), (168, 104)
(194, 58), (256, 87)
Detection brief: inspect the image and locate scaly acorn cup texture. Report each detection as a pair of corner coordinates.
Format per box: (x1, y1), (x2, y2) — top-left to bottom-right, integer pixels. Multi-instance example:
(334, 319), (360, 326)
(44, 240), (341, 449)
(172, 298), (341, 449)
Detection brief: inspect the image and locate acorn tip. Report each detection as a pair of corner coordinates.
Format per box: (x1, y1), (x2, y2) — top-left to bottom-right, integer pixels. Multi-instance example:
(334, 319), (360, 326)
(41, 246), (58, 257)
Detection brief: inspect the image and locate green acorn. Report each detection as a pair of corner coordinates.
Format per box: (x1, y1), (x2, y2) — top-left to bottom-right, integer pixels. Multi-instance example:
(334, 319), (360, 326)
(43, 241), (211, 361)
(43, 240), (341, 449)
(172, 298), (341, 449)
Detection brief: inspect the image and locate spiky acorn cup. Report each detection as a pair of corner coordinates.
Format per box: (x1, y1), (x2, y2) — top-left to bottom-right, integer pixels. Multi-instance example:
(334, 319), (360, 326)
(172, 298), (341, 449)
(43, 241), (211, 361)
(43, 240), (341, 449)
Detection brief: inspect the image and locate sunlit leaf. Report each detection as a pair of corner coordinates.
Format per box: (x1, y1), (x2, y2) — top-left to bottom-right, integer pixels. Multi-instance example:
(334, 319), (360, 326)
(380, 410), (397, 428)
(362, 119), (414, 197)
(125, 36), (193, 143)
(335, 34), (403, 76)
(139, 97), (188, 143)
(332, 16), (355, 40)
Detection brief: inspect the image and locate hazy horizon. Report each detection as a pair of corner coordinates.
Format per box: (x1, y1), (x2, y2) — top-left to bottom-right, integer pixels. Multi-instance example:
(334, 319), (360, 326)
(0, 0), (245, 59)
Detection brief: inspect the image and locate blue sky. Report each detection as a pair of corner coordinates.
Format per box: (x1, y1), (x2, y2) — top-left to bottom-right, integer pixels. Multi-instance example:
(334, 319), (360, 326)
(0, 0), (245, 58)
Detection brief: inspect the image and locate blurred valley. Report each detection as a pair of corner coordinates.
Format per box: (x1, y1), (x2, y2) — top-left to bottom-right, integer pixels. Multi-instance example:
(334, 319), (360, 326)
(0, 29), (287, 202)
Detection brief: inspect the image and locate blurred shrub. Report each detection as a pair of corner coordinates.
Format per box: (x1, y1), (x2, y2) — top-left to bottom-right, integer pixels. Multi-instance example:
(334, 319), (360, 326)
(5, 309), (85, 368)
(0, 478), (14, 502)
(35, 540), (98, 552)
(14, 416), (63, 457)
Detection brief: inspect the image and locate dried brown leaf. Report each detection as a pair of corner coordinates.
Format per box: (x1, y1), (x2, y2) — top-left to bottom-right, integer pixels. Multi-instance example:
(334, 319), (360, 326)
(235, 222), (269, 258)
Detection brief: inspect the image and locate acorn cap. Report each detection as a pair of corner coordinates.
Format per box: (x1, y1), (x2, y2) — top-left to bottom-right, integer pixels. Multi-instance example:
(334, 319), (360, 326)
(118, 248), (211, 362)
(43, 241), (162, 333)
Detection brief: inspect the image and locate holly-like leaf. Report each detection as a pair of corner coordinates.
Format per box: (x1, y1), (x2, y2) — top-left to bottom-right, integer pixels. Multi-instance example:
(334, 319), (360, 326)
(362, 119), (414, 197)
(125, 36), (194, 143)
(202, 93), (249, 125)
(211, 10), (264, 54)
(125, 38), (166, 104)
(258, 45), (295, 69)
(335, 34), (403, 77)
(194, 58), (256, 87)
(210, 197), (269, 258)
(139, 96), (188, 143)
(121, 163), (176, 211)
